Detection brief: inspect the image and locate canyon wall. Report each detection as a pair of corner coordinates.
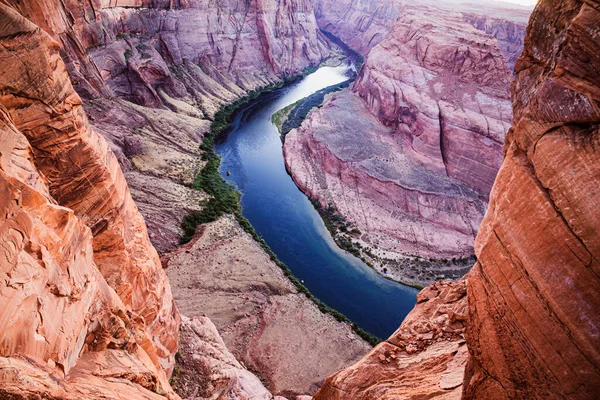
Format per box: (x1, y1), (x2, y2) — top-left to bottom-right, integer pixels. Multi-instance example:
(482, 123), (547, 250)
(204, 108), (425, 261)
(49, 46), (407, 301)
(284, 2), (516, 286)
(314, 0), (529, 62)
(463, 0), (600, 397)
(0, 4), (180, 398)
(461, 12), (528, 71)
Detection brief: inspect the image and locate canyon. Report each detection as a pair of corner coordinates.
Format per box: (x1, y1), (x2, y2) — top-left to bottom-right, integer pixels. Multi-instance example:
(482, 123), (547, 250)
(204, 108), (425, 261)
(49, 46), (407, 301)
(1, 0), (599, 400)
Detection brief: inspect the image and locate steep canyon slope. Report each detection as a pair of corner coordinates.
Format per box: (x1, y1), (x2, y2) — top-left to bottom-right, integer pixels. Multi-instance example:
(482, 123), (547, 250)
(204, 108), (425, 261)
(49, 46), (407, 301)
(313, 0), (600, 398)
(284, 2), (520, 286)
(463, 0), (600, 397)
(0, 5), (180, 398)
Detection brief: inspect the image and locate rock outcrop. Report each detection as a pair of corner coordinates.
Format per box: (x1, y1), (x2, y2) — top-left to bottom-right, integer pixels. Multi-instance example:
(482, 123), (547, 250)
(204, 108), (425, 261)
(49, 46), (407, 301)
(463, 0), (600, 398)
(461, 11), (529, 71)
(0, 4), (179, 398)
(313, 279), (469, 399)
(165, 216), (371, 397)
(172, 316), (284, 400)
(284, 3), (514, 286)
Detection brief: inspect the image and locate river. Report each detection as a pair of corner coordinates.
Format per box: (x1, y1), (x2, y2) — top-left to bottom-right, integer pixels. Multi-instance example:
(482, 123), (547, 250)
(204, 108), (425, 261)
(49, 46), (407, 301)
(215, 65), (418, 340)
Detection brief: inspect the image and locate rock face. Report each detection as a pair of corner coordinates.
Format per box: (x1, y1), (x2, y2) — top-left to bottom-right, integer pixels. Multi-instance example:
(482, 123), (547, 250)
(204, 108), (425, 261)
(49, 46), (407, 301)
(313, 279), (469, 399)
(0, 4), (180, 398)
(314, 0), (530, 59)
(463, 0), (600, 398)
(165, 216), (371, 397)
(461, 11), (529, 71)
(284, 3), (514, 286)
(172, 316), (281, 400)
(8, 0), (331, 109)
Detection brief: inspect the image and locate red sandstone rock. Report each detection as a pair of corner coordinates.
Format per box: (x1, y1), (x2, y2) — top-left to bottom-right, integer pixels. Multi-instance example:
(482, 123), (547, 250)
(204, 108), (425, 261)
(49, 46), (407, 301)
(172, 316), (280, 400)
(463, 0), (600, 398)
(0, 4), (179, 398)
(313, 279), (469, 399)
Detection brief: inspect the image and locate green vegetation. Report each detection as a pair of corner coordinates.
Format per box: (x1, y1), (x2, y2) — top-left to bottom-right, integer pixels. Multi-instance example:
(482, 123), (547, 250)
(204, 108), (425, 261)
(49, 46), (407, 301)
(180, 67), (382, 347)
(271, 101), (298, 133)
(311, 200), (362, 255)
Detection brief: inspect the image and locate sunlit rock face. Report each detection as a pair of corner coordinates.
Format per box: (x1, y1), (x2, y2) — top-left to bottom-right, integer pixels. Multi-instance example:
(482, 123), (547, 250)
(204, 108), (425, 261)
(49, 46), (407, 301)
(463, 0), (600, 398)
(313, 278), (469, 399)
(0, 3), (180, 398)
(284, 2), (516, 286)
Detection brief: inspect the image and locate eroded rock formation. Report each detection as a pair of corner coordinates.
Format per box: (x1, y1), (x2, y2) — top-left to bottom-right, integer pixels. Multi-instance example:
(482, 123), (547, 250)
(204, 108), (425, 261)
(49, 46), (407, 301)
(165, 216), (371, 396)
(463, 0), (600, 398)
(0, 4), (179, 398)
(313, 279), (469, 399)
(284, 3), (515, 286)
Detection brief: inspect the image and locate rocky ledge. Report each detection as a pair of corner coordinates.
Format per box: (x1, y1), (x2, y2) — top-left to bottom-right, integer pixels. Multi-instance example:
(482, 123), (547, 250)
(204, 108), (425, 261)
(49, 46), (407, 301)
(314, 279), (469, 399)
(165, 216), (371, 397)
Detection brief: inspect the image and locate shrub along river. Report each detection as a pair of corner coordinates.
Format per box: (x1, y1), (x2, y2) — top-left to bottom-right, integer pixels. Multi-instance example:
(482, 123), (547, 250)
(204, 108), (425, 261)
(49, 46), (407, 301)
(215, 65), (418, 340)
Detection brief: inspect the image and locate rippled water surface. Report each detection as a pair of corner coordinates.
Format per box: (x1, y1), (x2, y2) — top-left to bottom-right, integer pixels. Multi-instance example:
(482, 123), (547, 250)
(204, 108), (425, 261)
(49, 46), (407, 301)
(215, 66), (418, 339)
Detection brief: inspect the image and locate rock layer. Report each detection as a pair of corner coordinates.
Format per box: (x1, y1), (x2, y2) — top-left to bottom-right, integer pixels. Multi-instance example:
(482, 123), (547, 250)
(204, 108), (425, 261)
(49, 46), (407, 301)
(0, 4), (179, 398)
(313, 279), (469, 399)
(463, 0), (600, 398)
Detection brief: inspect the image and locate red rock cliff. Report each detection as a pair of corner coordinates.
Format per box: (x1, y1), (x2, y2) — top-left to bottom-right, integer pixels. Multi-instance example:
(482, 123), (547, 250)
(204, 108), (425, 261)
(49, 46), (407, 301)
(463, 0), (600, 398)
(0, 4), (180, 398)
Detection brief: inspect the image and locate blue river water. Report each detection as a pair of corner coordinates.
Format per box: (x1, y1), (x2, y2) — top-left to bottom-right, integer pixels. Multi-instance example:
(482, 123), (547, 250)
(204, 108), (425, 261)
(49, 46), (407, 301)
(215, 66), (418, 339)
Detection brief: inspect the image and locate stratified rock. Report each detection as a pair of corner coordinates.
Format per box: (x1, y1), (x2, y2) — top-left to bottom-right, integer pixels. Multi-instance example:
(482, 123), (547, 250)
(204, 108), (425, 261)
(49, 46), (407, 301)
(172, 316), (278, 400)
(165, 215), (372, 397)
(463, 0), (600, 398)
(284, 3), (514, 285)
(313, 279), (469, 399)
(461, 11), (529, 71)
(0, 3), (179, 398)
(314, 0), (530, 59)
